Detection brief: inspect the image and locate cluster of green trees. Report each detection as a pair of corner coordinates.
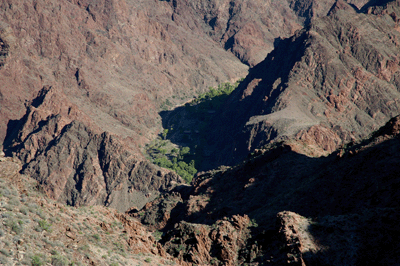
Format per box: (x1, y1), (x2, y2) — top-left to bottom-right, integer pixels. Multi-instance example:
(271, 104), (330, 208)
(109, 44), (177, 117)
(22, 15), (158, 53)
(153, 157), (196, 183)
(145, 140), (196, 183)
(149, 79), (243, 182)
(189, 79), (242, 106)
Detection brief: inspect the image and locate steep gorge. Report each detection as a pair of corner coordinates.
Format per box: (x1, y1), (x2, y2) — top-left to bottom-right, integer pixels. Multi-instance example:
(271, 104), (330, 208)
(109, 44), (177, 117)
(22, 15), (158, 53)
(2, 1), (400, 265)
(0, 0), (367, 209)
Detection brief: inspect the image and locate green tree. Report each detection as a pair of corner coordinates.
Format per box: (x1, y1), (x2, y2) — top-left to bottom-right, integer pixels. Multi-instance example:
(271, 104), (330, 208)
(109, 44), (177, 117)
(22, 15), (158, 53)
(162, 129), (169, 140)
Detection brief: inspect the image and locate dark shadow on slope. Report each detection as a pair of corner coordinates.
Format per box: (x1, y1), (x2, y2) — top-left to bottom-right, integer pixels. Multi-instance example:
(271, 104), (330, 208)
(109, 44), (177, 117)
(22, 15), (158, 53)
(160, 29), (312, 171)
(3, 86), (53, 156)
(148, 131), (400, 264)
(2, 118), (23, 156)
(159, 82), (244, 171)
(202, 29), (311, 168)
(360, 0), (394, 12)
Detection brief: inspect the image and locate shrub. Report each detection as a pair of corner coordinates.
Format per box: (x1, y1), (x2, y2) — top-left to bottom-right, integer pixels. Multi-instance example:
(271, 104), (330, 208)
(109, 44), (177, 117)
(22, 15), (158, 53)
(92, 234), (100, 241)
(5, 220), (23, 234)
(0, 249), (10, 257)
(12, 222), (23, 234)
(31, 254), (45, 266)
(0, 257), (9, 265)
(36, 210), (47, 219)
(8, 197), (20, 206)
(19, 207), (28, 215)
(36, 220), (52, 232)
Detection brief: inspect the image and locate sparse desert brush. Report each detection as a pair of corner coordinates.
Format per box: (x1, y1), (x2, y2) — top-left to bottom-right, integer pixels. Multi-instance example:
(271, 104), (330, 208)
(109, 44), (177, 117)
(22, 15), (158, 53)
(8, 196), (20, 206)
(36, 209), (47, 220)
(5, 219), (23, 234)
(92, 234), (101, 241)
(0, 159), (174, 266)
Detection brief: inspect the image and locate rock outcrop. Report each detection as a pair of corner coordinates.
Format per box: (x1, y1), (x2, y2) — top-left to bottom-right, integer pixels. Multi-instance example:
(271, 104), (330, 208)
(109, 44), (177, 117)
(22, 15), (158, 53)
(0, 156), (181, 266)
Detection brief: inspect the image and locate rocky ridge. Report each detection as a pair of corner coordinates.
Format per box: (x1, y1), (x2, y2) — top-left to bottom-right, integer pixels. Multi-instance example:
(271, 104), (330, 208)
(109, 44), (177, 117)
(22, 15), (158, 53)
(188, 0), (369, 66)
(202, 0), (400, 168)
(4, 86), (184, 211)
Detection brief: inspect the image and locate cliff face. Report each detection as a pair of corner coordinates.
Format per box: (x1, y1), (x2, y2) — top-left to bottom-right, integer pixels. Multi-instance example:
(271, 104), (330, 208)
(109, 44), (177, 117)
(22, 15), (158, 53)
(205, 0), (400, 168)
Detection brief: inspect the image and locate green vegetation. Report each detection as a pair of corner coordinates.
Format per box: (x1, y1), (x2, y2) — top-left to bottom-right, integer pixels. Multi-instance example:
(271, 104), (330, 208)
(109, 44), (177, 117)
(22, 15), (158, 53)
(153, 230), (163, 241)
(31, 254), (45, 266)
(4, 219), (23, 234)
(145, 138), (197, 183)
(37, 219), (52, 232)
(189, 80), (242, 107)
(92, 234), (101, 241)
(249, 218), (258, 228)
(160, 98), (174, 111)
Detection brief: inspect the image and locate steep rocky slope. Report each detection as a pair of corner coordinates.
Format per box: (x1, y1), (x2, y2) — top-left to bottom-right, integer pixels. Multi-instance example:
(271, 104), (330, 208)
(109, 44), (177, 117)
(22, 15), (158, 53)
(189, 0), (369, 66)
(203, 0), (400, 168)
(0, 155), (183, 266)
(131, 114), (400, 265)
(4, 85), (185, 211)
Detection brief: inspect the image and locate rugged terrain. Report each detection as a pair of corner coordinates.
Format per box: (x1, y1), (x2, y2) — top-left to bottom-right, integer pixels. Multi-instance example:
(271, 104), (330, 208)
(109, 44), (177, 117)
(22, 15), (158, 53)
(0, 0), (364, 209)
(2, 0), (400, 265)
(0, 0), (248, 210)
